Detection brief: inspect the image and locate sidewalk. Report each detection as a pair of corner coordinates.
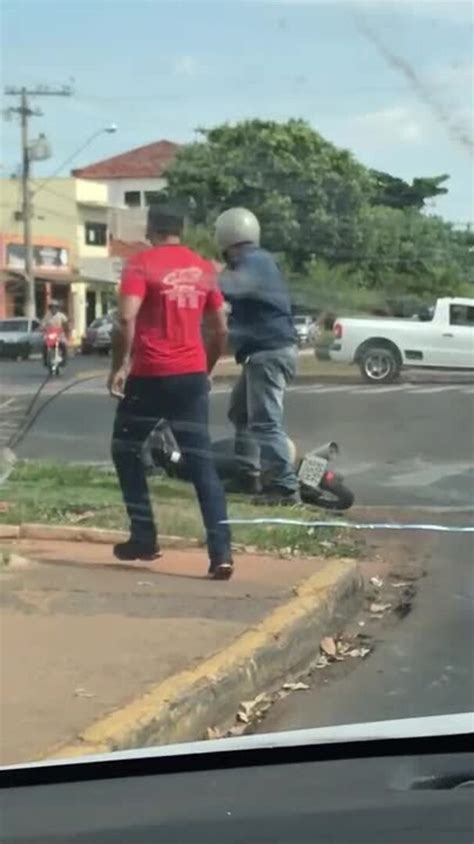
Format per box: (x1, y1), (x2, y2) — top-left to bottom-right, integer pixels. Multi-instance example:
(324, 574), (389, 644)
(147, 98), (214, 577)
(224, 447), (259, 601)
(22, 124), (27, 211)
(0, 539), (361, 765)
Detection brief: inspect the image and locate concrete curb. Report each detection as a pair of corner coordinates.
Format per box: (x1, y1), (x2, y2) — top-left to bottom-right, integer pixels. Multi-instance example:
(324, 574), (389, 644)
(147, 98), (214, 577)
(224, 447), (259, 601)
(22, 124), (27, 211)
(44, 558), (362, 760)
(0, 523), (199, 548)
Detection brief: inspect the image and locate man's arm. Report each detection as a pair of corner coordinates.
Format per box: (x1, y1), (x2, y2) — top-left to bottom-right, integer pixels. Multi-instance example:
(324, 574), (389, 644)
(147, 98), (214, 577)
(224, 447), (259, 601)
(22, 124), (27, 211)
(204, 305), (228, 374)
(219, 263), (270, 304)
(108, 294), (142, 397)
(108, 255), (146, 397)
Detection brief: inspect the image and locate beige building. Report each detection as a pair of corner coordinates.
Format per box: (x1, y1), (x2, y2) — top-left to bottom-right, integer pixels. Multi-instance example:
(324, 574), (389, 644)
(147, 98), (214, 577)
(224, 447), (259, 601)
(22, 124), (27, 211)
(0, 177), (118, 339)
(1, 139), (180, 337)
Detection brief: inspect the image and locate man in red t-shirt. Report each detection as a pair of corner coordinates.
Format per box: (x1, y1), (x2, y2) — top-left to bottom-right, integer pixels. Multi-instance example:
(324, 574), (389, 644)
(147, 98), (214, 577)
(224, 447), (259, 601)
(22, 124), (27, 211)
(109, 204), (233, 579)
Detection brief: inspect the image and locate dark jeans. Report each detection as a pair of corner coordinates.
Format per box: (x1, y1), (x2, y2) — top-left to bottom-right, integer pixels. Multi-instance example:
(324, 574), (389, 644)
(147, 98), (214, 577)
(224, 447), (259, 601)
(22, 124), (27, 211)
(112, 373), (231, 565)
(228, 346), (299, 494)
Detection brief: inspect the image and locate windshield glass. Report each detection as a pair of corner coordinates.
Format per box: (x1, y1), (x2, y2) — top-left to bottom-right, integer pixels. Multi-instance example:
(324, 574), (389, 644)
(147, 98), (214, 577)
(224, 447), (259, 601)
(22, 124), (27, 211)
(0, 0), (472, 769)
(0, 320), (28, 332)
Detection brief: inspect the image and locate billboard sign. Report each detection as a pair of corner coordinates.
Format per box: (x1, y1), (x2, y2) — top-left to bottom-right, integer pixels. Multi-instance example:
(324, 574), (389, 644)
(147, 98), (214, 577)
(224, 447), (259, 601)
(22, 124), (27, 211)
(5, 242), (69, 272)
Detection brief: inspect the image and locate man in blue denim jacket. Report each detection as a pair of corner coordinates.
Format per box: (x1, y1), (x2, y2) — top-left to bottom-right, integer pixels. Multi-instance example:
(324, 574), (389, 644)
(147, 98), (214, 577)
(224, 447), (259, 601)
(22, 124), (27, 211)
(216, 208), (300, 504)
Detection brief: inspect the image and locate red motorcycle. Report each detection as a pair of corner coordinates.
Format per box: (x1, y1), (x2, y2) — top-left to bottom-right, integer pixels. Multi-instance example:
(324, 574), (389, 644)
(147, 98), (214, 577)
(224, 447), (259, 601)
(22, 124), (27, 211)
(42, 326), (66, 376)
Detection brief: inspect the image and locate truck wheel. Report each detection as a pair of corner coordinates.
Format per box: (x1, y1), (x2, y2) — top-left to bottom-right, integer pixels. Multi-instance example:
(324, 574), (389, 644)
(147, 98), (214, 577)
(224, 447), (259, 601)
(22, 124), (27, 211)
(21, 343), (31, 361)
(359, 346), (401, 384)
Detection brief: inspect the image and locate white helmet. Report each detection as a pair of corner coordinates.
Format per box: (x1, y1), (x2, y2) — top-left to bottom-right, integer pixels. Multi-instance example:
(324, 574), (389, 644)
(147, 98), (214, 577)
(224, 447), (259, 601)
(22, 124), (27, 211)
(215, 207), (260, 252)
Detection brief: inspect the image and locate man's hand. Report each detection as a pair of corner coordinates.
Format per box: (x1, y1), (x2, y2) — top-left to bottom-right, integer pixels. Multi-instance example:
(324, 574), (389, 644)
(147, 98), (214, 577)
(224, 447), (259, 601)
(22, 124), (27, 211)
(108, 366), (127, 399)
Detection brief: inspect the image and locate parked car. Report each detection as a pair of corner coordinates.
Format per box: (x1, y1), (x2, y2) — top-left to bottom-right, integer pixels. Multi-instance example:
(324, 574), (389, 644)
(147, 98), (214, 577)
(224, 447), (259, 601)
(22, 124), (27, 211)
(329, 297), (474, 383)
(0, 317), (44, 360)
(81, 314), (115, 355)
(294, 314), (316, 347)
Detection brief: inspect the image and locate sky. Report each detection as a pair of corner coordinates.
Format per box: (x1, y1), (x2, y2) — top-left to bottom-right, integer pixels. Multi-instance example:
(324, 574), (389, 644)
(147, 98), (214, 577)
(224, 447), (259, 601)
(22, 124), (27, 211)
(1, 0), (473, 223)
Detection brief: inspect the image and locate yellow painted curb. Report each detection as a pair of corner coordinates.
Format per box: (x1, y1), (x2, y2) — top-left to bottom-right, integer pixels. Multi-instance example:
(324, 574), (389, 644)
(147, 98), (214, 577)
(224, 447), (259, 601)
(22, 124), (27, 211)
(44, 558), (362, 760)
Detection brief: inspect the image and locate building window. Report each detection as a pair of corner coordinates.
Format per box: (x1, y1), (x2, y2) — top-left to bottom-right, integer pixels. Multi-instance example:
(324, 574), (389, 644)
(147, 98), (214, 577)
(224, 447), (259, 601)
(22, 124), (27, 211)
(144, 191), (162, 207)
(85, 222), (107, 246)
(124, 191), (141, 208)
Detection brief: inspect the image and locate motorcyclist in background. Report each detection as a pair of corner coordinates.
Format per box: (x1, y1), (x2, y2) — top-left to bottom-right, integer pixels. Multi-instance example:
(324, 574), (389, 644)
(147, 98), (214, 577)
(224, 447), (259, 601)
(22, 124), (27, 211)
(216, 208), (300, 505)
(41, 299), (69, 366)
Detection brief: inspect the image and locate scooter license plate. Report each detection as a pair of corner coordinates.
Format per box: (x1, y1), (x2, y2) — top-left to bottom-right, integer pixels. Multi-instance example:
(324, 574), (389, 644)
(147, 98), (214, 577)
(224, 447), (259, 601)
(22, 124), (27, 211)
(298, 453), (328, 489)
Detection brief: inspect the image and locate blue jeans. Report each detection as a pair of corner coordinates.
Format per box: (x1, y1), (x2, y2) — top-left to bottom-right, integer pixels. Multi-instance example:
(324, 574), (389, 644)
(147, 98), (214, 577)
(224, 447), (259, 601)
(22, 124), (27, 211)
(228, 346), (299, 494)
(112, 373), (232, 565)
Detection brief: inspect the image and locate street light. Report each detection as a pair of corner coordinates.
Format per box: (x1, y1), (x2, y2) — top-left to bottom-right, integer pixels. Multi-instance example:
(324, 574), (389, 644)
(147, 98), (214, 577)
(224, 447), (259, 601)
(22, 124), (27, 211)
(17, 124), (117, 319)
(33, 124), (118, 196)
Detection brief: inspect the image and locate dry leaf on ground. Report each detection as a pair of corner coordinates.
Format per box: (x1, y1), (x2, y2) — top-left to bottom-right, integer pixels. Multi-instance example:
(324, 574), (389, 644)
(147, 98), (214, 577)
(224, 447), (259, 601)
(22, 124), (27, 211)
(369, 602), (392, 615)
(67, 510), (96, 524)
(369, 576), (383, 588)
(320, 636), (337, 657)
(348, 647), (371, 659)
(74, 687), (95, 699)
(206, 727), (221, 740)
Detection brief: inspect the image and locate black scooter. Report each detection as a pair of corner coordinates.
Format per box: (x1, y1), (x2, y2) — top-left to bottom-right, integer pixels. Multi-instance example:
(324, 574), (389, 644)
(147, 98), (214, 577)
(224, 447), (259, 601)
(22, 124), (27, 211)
(146, 423), (354, 511)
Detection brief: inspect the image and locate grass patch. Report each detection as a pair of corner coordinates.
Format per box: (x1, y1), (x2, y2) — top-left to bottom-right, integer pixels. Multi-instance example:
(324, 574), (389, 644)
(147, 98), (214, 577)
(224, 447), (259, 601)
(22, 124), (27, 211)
(0, 460), (358, 557)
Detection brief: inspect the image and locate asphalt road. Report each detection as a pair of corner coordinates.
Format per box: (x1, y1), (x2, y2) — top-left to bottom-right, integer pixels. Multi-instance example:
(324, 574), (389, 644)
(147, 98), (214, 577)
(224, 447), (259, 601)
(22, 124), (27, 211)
(257, 529), (474, 733)
(1, 357), (473, 797)
(1, 356), (473, 508)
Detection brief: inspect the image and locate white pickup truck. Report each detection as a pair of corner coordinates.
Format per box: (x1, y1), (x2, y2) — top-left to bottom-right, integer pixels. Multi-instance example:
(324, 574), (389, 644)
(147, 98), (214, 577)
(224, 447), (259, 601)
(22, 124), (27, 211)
(329, 297), (474, 383)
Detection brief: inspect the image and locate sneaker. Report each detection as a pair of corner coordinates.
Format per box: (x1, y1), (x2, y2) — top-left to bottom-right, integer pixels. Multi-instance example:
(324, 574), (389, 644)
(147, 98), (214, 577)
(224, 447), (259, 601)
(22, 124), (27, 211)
(113, 539), (161, 562)
(253, 489), (301, 507)
(208, 560), (234, 581)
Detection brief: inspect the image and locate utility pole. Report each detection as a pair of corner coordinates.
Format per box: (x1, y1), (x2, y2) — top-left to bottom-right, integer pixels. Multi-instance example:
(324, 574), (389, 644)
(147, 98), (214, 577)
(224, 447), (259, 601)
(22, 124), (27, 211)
(4, 85), (72, 319)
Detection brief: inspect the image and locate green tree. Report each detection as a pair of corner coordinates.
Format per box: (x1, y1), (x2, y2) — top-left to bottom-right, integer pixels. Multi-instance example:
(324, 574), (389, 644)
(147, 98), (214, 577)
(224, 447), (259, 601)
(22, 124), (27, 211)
(355, 206), (468, 296)
(370, 171), (449, 210)
(166, 119), (372, 269)
(182, 223), (220, 260)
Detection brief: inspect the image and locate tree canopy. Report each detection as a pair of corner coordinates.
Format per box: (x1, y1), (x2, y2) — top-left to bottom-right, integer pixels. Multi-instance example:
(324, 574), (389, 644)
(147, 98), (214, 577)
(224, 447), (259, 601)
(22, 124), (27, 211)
(165, 118), (471, 303)
(369, 171), (449, 210)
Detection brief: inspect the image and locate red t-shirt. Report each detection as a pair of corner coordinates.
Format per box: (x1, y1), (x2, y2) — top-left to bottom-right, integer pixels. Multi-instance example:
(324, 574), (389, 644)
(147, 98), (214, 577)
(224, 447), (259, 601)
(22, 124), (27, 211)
(120, 244), (224, 377)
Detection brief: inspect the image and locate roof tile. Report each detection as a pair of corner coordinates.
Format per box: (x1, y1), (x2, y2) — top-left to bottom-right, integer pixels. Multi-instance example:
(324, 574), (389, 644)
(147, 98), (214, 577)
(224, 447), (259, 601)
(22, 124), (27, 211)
(73, 140), (179, 180)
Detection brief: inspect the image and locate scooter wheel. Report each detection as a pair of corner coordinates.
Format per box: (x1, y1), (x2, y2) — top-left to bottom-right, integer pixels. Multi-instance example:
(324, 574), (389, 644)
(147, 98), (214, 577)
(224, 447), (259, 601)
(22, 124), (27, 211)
(301, 480), (354, 511)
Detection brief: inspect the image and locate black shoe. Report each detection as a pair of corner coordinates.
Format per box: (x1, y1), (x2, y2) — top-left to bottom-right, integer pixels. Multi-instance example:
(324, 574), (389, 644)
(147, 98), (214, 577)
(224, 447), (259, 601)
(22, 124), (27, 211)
(225, 474), (262, 495)
(253, 489), (301, 507)
(113, 539), (161, 562)
(208, 560), (234, 580)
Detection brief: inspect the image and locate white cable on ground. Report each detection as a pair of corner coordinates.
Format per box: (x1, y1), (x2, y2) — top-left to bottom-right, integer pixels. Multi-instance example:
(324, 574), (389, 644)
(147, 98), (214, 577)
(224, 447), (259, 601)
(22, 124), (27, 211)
(223, 518), (474, 533)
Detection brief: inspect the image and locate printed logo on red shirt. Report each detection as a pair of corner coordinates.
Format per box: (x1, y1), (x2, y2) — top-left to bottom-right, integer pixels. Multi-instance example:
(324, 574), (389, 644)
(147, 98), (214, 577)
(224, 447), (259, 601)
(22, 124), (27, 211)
(161, 267), (207, 309)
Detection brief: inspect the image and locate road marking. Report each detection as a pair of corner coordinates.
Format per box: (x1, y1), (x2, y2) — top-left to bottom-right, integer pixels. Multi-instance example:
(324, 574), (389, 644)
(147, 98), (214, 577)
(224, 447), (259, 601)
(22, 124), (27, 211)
(299, 385), (353, 394)
(410, 385), (469, 394)
(349, 385), (405, 395)
(0, 397), (17, 411)
(386, 462), (474, 488)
